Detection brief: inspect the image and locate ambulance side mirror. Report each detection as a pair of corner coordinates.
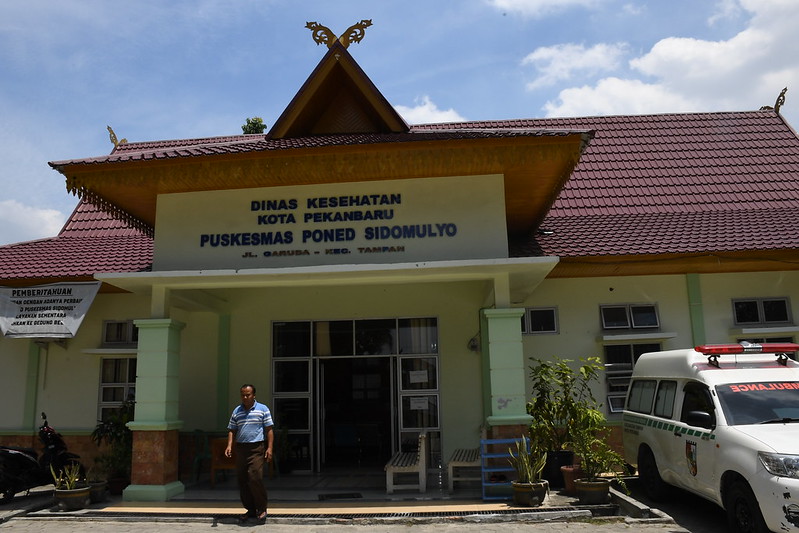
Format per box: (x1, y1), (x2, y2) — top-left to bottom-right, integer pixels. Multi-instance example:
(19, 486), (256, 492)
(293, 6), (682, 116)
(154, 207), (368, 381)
(686, 410), (714, 430)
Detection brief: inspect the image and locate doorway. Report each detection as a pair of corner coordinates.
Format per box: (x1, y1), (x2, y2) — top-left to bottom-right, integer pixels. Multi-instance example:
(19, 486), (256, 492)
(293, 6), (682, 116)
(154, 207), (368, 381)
(271, 317), (440, 473)
(317, 357), (393, 468)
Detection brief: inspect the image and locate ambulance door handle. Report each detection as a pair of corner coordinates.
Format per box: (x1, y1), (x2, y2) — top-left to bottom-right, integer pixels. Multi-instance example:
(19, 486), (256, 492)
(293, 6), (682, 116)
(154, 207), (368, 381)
(673, 430), (683, 437)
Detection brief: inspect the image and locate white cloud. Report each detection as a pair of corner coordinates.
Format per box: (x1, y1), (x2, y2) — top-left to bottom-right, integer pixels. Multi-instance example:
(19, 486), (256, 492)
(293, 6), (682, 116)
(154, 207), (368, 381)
(486, 0), (601, 17)
(708, 0), (743, 25)
(523, 43), (627, 90)
(395, 96), (466, 124)
(621, 3), (644, 16)
(542, 0), (799, 124)
(543, 78), (697, 117)
(0, 200), (66, 245)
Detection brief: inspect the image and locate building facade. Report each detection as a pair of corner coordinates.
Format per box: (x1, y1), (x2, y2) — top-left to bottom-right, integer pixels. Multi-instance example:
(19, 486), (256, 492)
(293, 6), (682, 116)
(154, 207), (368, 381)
(2, 37), (799, 501)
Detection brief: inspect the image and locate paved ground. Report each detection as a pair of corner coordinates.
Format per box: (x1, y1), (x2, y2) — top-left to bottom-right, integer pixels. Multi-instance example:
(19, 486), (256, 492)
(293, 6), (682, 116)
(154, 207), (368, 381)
(0, 487), (692, 533)
(0, 475), (705, 533)
(0, 518), (691, 533)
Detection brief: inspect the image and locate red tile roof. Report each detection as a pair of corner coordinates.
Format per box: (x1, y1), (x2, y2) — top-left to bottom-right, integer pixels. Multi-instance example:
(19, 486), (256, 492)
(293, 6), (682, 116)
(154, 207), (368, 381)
(0, 200), (152, 281)
(5, 109), (799, 283)
(50, 129), (585, 167)
(416, 111), (799, 257)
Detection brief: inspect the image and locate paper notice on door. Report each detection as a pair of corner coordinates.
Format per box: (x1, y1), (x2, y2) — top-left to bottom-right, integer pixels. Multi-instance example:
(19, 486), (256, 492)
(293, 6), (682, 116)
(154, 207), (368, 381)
(409, 397), (428, 410)
(408, 370), (428, 384)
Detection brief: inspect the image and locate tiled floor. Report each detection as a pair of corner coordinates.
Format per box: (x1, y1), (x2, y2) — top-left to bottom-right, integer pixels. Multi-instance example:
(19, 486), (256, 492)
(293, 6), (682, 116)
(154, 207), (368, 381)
(176, 466), (481, 502)
(92, 469), (584, 517)
(10, 466), (613, 522)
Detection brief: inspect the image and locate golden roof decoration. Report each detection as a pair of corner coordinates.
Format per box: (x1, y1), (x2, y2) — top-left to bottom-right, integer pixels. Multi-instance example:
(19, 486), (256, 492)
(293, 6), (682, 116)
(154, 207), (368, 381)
(305, 19), (372, 49)
(107, 125), (127, 152)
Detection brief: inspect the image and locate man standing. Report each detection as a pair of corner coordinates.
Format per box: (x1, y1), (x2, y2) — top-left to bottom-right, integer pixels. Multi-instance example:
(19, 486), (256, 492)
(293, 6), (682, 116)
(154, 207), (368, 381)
(225, 384), (274, 524)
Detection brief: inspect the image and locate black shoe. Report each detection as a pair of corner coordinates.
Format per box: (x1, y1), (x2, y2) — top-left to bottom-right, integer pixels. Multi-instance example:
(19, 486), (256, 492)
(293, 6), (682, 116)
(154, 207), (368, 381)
(237, 512), (255, 524)
(254, 511), (267, 524)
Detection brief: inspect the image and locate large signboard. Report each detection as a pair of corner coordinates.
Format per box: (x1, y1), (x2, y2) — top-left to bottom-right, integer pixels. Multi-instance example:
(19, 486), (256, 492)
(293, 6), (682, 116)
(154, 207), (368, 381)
(0, 282), (101, 338)
(153, 175), (508, 270)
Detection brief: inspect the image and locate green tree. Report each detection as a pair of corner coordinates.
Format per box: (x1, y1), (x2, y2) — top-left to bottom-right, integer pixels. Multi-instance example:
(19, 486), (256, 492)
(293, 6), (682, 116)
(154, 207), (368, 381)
(241, 117), (266, 134)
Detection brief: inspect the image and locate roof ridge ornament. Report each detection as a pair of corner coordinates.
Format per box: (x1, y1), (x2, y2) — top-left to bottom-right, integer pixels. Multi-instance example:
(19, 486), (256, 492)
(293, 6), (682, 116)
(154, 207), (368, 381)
(775, 87), (787, 114)
(760, 87), (787, 114)
(106, 125), (127, 152)
(305, 19), (372, 49)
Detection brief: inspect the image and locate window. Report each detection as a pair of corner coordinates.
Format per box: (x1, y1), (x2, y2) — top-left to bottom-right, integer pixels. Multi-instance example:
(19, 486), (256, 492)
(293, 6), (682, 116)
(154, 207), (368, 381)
(604, 343), (660, 373)
(102, 320), (138, 347)
(681, 382), (715, 427)
(98, 357), (136, 421)
(626, 380), (656, 414)
(653, 381), (677, 418)
(600, 304), (659, 330)
(521, 307), (558, 335)
(733, 298), (791, 326)
(604, 343), (661, 413)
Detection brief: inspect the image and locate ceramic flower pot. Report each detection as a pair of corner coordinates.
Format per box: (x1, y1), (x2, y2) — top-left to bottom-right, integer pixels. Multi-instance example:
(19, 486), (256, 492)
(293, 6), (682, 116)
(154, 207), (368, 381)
(560, 464), (584, 496)
(89, 480), (108, 503)
(53, 485), (91, 511)
(511, 480), (549, 506)
(544, 450), (574, 489)
(574, 478), (611, 504)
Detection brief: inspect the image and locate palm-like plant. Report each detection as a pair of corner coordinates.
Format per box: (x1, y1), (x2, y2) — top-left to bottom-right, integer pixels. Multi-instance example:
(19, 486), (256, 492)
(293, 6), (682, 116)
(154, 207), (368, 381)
(508, 437), (546, 483)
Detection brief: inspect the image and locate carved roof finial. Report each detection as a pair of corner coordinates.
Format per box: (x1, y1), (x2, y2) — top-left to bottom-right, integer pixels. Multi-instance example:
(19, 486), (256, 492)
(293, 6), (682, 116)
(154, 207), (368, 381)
(107, 125), (127, 151)
(305, 19), (372, 49)
(775, 87), (787, 114)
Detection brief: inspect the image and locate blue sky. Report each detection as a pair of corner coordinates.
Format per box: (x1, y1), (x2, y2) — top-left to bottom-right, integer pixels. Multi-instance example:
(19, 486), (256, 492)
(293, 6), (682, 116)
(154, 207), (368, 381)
(1, 0), (797, 245)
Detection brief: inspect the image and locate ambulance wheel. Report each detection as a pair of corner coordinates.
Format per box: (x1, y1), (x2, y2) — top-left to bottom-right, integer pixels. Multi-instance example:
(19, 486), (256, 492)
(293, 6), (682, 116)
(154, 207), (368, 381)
(637, 446), (669, 501)
(725, 480), (768, 533)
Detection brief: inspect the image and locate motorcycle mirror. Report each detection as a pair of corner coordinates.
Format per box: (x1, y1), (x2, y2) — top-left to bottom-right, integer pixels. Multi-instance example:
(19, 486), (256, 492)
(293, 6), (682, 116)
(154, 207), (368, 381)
(41, 412), (46, 420)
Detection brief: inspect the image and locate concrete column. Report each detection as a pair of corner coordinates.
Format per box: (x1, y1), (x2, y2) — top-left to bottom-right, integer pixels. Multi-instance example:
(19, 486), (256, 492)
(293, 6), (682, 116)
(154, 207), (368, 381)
(480, 308), (531, 428)
(686, 274), (706, 347)
(124, 318), (185, 501)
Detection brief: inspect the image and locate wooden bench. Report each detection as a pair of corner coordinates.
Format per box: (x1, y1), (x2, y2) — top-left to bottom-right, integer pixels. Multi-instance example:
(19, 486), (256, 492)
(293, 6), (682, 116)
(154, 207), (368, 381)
(447, 447), (480, 492)
(210, 437), (236, 488)
(384, 431), (427, 494)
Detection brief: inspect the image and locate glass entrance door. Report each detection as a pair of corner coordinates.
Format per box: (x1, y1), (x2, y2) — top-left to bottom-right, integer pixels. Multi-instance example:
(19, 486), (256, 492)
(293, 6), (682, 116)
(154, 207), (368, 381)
(317, 357), (393, 468)
(272, 317), (440, 473)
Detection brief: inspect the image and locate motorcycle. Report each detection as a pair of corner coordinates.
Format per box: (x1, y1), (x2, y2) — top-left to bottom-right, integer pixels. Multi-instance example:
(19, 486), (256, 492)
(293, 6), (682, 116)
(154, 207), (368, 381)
(0, 412), (83, 501)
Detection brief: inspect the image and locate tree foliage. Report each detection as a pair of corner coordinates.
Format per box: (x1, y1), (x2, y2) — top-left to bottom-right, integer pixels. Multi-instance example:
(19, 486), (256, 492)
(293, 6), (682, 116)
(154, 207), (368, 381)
(241, 116), (266, 134)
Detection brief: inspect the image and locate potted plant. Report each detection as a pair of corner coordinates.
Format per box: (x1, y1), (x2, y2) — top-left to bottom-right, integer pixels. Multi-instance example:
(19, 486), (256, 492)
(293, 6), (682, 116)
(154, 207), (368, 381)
(507, 437), (548, 506)
(560, 463), (584, 496)
(86, 463), (108, 503)
(51, 462), (90, 511)
(91, 400), (134, 495)
(571, 424), (628, 504)
(526, 356), (604, 489)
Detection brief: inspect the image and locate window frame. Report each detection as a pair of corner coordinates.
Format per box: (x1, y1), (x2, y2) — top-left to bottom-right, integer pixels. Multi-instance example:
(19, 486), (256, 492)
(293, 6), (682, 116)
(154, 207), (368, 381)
(98, 356), (136, 421)
(521, 307), (559, 335)
(101, 320), (139, 348)
(732, 297), (792, 326)
(600, 303), (659, 330)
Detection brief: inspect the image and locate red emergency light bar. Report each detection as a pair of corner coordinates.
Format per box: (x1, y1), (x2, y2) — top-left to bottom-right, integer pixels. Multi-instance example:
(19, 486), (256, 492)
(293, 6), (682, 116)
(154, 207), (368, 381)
(695, 342), (799, 355)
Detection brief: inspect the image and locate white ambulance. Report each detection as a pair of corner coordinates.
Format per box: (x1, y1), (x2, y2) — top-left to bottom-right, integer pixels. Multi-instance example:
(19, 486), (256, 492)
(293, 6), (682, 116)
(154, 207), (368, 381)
(623, 342), (799, 533)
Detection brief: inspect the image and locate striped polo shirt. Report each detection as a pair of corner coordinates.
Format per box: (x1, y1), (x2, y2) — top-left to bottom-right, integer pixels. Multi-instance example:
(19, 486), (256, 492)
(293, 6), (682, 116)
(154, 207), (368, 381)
(227, 401), (274, 443)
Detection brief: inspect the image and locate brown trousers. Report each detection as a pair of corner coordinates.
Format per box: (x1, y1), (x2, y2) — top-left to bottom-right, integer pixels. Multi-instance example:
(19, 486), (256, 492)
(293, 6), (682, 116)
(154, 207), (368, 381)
(234, 441), (268, 515)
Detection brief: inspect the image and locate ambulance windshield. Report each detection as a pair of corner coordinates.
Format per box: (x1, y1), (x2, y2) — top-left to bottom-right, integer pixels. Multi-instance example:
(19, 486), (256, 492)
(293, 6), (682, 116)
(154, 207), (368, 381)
(716, 382), (799, 425)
